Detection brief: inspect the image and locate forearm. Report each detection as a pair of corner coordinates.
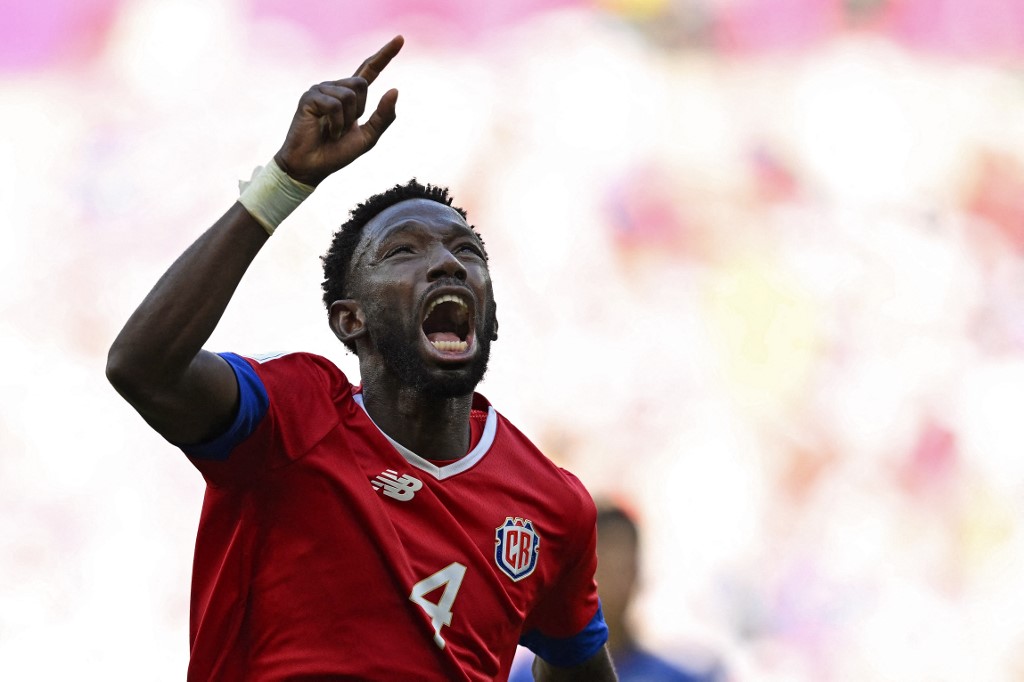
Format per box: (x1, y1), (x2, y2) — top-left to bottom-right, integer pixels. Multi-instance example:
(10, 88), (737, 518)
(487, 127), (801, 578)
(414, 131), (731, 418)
(107, 202), (267, 391)
(532, 646), (617, 681)
(106, 36), (401, 444)
(108, 33), (402, 390)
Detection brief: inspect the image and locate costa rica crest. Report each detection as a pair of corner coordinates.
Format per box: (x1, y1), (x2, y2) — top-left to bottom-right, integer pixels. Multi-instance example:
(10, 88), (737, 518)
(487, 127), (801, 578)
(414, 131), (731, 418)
(494, 517), (540, 581)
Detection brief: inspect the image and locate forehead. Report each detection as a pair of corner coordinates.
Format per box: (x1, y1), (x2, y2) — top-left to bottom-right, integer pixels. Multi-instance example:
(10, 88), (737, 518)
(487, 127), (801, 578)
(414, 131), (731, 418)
(361, 198), (473, 247)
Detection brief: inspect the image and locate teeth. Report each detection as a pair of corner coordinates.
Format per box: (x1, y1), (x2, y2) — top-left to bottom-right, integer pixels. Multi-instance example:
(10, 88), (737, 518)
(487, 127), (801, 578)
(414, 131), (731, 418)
(431, 340), (469, 353)
(426, 294), (468, 317)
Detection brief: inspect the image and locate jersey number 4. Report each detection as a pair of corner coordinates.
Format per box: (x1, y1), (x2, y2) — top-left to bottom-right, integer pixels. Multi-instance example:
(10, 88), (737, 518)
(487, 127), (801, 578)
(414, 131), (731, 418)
(409, 562), (467, 649)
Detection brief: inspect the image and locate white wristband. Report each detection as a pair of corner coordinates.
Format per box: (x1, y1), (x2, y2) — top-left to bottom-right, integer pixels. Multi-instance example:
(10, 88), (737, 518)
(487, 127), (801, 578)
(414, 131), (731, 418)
(238, 158), (315, 235)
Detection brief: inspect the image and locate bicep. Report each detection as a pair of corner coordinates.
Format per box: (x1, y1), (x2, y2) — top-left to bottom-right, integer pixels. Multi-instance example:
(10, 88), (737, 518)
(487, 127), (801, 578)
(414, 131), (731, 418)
(124, 349), (240, 446)
(532, 646), (616, 682)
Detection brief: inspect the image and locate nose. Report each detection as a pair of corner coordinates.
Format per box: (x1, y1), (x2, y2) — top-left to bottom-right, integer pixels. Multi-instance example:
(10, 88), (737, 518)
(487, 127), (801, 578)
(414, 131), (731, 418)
(427, 246), (467, 282)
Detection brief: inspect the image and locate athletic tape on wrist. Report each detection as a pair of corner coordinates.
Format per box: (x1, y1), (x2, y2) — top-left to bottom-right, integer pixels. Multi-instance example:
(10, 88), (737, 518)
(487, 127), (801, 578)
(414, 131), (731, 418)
(238, 158), (315, 235)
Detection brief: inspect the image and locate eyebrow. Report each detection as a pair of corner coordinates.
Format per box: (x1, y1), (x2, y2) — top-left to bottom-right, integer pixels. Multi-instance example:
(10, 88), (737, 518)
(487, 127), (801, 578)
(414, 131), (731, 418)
(375, 219), (479, 244)
(357, 218), (486, 270)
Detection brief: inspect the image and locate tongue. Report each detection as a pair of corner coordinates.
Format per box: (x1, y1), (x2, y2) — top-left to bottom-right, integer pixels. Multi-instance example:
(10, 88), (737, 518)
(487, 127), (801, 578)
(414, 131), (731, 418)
(427, 332), (461, 343)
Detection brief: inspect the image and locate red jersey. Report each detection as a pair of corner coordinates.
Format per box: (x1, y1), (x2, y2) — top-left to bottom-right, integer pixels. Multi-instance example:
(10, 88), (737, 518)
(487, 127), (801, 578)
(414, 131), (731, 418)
(182, 352), (606, 681)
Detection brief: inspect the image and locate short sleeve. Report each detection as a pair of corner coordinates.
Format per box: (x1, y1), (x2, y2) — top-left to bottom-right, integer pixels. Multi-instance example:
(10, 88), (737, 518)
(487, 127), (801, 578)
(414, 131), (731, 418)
(182, 352), (351, 486)
(180, 353), (269, 461)
(519, 481), (608, 666)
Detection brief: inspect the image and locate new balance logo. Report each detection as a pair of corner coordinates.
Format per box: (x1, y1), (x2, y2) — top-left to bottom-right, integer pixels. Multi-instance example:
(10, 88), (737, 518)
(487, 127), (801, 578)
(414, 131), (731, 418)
(372, 469), (423, 502)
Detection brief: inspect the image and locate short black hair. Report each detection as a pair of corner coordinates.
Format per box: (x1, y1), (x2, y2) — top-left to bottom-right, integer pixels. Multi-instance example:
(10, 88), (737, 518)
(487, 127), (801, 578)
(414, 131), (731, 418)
(321, 179), (483, 352)
(596, 503), (639, 545)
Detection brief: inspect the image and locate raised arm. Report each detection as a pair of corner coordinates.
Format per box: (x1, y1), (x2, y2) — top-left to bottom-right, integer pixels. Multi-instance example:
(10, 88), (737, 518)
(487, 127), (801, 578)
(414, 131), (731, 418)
(105, 36), (403, 446)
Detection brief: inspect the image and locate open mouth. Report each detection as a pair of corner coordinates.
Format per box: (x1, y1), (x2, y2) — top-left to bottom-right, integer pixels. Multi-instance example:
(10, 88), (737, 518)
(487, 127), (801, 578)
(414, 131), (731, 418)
(421, 292), (474, 354)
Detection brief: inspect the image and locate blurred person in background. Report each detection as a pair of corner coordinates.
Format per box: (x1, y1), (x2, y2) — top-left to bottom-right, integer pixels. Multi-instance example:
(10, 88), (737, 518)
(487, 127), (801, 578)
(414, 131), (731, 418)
(512, 503), (723, 682)
(104, 35), (615, 682)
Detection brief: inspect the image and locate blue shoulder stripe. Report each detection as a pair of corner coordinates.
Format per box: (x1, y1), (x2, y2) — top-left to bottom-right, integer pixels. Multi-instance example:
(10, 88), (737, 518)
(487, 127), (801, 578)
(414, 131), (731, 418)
(180, 352), (269, 461)
(519, 601), (609, 668)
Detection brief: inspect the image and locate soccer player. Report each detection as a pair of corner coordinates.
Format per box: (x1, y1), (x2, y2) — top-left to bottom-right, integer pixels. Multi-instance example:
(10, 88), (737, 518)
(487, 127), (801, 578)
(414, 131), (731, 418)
(105, 35), (617, 681)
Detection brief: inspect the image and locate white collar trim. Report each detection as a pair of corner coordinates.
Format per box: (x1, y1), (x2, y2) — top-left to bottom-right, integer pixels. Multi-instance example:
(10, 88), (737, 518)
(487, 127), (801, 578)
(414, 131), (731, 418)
(352, 393), (497, 481)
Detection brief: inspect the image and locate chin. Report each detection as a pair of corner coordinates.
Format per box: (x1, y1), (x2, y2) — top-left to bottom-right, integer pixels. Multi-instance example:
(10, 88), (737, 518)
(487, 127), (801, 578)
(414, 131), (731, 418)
(424, 365), (488, 398)
(368, 297), (495, 397)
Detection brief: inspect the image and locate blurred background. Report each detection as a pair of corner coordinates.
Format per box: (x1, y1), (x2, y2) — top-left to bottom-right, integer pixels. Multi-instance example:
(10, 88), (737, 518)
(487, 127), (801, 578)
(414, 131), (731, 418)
(3, 0), (1024, 679)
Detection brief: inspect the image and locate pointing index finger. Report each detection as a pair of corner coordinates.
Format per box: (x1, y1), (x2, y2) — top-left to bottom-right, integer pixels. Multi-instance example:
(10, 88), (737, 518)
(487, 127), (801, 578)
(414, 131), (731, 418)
(353, 35), (404, 85)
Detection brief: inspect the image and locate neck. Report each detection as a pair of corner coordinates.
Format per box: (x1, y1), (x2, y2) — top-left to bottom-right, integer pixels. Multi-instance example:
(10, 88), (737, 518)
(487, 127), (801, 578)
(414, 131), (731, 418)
(360, 370), (474, 461)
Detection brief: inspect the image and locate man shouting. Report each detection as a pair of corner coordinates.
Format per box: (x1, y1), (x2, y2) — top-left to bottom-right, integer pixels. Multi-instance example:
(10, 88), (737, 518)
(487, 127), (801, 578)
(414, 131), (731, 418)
(106, 36), (616, 682)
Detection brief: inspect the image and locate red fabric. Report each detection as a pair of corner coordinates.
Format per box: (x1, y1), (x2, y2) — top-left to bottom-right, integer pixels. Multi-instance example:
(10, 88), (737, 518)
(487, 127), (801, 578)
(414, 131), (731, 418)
(186, 352), (600, 681)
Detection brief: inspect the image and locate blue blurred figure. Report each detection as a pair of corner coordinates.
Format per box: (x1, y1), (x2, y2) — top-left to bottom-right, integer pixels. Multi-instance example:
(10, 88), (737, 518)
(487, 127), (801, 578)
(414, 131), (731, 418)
(509, 503), (722, 681)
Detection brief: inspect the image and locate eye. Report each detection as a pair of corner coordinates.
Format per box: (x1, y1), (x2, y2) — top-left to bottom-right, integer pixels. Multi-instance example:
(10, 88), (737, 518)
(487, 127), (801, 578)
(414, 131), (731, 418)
(383, 245), (414, 259)
(456, 243), (485, 258)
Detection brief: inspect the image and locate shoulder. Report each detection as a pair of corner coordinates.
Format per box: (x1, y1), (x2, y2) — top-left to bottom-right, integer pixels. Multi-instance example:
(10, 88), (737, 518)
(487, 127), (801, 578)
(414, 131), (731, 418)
(232, 351), (353, 394)
(238, 350), (342, 372)
(486, 400), (596, 528)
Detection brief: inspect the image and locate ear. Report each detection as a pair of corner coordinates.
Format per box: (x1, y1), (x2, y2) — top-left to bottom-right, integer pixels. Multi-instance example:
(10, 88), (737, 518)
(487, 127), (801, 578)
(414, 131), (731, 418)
(329, 300), (367, 345)
(491, 301), (499, 341)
